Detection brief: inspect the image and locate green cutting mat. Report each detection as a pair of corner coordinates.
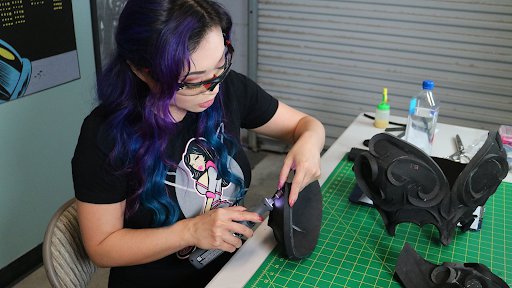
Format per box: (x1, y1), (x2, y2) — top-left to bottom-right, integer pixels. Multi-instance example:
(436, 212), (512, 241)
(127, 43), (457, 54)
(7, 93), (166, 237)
(246, 156), (511, 287)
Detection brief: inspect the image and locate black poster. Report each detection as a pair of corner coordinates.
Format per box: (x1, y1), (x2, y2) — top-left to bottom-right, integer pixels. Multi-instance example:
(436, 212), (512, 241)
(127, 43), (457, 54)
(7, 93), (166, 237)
(0, 0), (79, 104)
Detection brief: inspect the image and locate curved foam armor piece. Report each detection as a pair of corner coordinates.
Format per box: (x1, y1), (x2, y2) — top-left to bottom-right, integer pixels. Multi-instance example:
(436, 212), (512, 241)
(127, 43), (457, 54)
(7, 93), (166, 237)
(354, 132), (508, 245)
(268, 181), (322, 259)
(394, 243), (509, 288)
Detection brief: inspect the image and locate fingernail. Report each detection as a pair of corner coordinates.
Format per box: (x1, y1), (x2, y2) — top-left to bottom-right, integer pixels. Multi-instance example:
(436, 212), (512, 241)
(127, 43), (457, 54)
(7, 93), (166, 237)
(289, 198), (296, 207)
(259, 216), (264, 222)
(277, 181), (284, 190)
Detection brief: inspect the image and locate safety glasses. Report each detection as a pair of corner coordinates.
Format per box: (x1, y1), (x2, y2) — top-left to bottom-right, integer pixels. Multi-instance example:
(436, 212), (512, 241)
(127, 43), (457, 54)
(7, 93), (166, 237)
(177, 40), (234, 96)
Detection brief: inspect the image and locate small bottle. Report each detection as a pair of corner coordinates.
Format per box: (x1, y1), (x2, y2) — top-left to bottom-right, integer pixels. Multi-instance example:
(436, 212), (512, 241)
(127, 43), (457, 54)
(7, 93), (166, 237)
(374, 88), (390, 128)
(404, 80), (440, 155)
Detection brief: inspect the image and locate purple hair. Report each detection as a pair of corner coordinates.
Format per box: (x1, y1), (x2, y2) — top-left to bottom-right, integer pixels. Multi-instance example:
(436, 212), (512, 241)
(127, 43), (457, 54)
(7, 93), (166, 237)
(96, 0), (243, 226)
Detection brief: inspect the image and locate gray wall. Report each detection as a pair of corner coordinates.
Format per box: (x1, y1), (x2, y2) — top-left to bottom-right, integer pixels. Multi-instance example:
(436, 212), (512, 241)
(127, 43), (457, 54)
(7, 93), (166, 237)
(0, 0), (96, 269)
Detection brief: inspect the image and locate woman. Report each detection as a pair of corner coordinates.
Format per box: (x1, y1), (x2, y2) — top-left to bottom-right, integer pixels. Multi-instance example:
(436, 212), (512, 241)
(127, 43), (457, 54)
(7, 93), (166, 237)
(72, 0), (325, 286)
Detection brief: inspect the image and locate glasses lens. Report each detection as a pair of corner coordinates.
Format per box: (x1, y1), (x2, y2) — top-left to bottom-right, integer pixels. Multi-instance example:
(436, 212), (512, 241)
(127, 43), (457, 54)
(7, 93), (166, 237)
(178, 49), (233, 96)
(205, 62), (232, 92)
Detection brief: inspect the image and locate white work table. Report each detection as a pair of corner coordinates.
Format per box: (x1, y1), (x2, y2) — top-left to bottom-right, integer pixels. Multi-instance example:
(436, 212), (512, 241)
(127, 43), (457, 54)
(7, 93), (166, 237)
(207, 113), (511, 287)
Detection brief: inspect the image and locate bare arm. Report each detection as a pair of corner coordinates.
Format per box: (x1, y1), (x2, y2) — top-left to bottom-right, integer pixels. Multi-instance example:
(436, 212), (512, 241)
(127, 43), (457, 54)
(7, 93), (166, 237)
(77, 200), (262, 267)
(252, 101), (325, 206)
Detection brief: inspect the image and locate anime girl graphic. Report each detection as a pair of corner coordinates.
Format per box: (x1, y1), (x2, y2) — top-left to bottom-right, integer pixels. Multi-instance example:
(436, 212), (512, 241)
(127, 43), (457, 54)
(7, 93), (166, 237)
(165, 135), (245, 259)
(183, 138), (231, 213)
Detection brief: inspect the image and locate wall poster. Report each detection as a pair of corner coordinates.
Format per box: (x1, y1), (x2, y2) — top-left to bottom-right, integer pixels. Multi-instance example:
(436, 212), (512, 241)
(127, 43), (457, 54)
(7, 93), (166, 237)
(0, 0), (79, 105)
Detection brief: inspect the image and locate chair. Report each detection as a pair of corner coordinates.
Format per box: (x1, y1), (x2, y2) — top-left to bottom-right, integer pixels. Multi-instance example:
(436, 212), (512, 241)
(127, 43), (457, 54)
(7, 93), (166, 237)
(43, 198), (97, 288)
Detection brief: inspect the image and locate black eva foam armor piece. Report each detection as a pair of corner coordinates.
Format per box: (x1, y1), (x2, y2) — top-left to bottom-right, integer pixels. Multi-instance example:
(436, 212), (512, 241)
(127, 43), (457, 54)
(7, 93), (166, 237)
(353, 131), (508, 245)
(394, 243), (509, 288)
(268, 181), (322, 260)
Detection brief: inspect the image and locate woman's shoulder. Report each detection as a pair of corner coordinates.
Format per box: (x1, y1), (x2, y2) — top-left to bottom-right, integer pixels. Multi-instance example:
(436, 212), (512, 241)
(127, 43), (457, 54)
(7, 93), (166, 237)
(225, 70), (247, 81)
(223, 70), (278, 129)
(223, 70), (259, 103)
(78, 105), (114, 154)
(224, 70), (252, 89)
(82, 105), (108, 128)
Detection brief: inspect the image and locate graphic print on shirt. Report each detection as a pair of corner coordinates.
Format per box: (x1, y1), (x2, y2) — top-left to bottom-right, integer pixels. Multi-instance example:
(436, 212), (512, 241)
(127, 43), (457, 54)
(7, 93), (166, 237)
(164, 136), (244, 259)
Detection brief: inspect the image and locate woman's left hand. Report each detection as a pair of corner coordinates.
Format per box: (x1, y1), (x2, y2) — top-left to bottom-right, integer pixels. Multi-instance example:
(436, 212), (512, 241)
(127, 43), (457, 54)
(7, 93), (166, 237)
(278, 129), (323, 207)
(252, 102), (325, 207)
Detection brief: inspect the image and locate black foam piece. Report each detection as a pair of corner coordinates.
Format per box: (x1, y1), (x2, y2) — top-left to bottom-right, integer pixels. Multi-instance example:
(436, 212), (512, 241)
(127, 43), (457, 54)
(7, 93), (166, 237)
(395, 243), (509, 288)
(353, 131), (508, 245)
(268, 181), (322, 260)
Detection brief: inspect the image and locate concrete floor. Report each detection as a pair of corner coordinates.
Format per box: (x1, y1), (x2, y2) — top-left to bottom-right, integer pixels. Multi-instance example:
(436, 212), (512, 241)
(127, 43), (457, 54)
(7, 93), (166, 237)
(13, 151), (286, 288)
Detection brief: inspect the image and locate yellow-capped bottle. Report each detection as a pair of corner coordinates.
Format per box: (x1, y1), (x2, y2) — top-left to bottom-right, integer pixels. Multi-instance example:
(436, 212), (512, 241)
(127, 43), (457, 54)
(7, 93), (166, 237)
(374, 88), (390, 128)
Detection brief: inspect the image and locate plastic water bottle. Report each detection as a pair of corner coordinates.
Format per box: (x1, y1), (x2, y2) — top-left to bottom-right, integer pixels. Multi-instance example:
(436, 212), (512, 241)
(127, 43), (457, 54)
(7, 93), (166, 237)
(404, 80), (439, 155)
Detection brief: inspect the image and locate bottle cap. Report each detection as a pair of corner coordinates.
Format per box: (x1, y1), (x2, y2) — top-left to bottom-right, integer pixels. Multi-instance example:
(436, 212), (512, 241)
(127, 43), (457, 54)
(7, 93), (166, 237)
(423, 80), (435, 90)
(377, 87), (390, 110)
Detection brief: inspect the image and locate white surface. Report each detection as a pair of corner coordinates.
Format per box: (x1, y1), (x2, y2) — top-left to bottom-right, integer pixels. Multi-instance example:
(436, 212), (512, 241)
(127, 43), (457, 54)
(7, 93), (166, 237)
(207, 112), (511, 287)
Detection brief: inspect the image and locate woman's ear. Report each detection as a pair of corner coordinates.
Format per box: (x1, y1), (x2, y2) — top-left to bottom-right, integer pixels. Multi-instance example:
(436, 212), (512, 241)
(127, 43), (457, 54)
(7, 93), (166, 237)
(127, 61), (160, 93)
(127, 61), (151, 83)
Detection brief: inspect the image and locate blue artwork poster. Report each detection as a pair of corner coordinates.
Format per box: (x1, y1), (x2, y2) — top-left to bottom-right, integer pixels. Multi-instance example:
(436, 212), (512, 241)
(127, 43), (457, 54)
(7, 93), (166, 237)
(0, 0), (79, 105)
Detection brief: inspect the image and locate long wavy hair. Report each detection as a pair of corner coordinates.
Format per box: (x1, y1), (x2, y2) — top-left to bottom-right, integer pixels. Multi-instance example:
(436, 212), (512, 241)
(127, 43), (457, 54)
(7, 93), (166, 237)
(97, 0), (244, 227)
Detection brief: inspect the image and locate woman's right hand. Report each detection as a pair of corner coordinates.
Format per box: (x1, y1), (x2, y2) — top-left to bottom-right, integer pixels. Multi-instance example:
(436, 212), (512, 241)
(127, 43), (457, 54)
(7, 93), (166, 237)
(185, 206), (263, 252)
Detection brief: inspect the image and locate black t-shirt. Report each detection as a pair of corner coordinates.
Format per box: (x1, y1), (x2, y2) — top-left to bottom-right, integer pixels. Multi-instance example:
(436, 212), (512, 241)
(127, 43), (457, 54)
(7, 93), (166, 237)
(72, 71), (278, 287)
